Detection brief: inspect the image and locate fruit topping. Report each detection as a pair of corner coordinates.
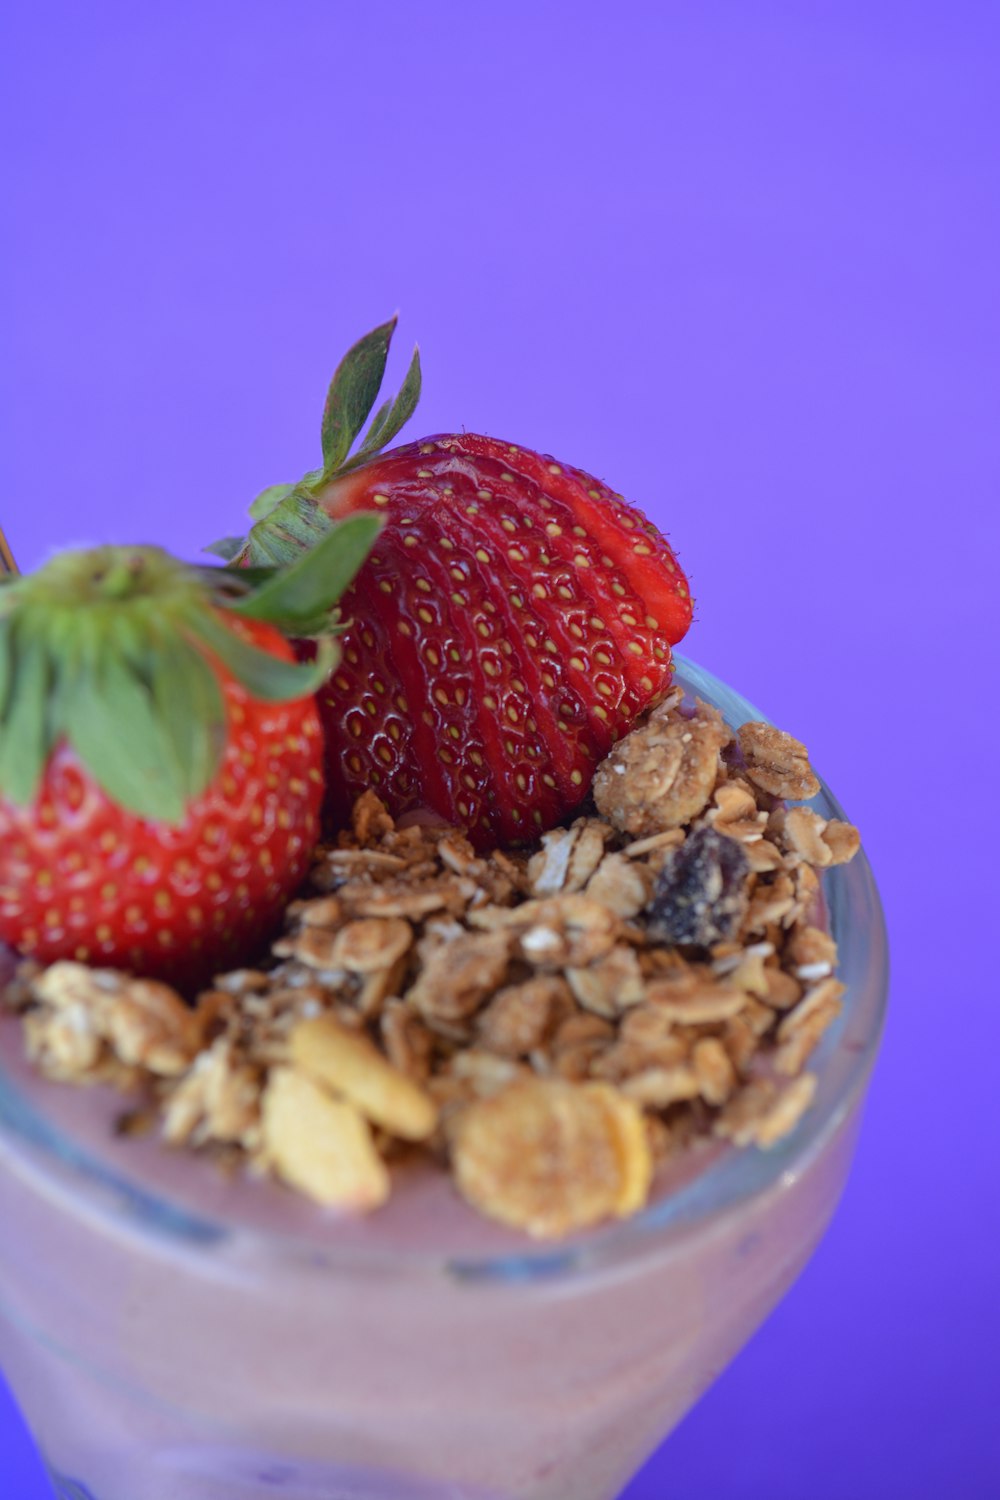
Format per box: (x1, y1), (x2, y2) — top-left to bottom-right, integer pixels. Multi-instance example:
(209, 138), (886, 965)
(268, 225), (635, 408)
(218, 320), (694, 848)
(0, 528), (377, 987)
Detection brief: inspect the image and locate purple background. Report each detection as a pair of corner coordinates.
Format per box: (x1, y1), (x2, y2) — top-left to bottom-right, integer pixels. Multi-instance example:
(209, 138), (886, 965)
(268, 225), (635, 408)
(2, 2), (998, 1496)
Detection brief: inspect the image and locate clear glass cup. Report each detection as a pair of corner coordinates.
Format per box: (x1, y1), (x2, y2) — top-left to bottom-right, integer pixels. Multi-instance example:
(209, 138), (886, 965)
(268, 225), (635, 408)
(0, 657), (888, 1500)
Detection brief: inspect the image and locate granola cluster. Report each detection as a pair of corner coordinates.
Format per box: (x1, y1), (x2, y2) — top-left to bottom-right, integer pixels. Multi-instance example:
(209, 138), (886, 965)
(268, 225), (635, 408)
(3, 691), (860, 1239)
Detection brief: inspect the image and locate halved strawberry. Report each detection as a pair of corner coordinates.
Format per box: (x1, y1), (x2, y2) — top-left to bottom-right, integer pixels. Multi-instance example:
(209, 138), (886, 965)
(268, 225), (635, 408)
(220, 321), (693, 849)
(0, 524), (377, 988)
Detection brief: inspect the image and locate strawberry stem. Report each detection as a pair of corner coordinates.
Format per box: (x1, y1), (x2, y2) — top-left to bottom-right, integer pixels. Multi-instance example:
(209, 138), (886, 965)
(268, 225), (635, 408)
(208, 317), (421, 568)
(0, 523), (18, 577)
(0, 535), (378, 823)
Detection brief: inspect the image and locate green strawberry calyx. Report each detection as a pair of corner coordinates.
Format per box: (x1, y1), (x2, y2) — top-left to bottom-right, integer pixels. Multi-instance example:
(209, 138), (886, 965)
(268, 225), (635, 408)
(0, 520), (380, 824)
(209, 316), (420, 569)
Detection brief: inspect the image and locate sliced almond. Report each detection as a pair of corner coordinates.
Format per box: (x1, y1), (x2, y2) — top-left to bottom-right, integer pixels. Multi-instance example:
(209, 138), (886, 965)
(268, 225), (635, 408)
(262, 1068), (389, 1210)
(291, 1016), (438, 1141)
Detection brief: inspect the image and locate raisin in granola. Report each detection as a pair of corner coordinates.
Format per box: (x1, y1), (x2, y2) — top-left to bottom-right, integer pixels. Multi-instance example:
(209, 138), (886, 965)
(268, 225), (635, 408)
(645, 826), (750, 948)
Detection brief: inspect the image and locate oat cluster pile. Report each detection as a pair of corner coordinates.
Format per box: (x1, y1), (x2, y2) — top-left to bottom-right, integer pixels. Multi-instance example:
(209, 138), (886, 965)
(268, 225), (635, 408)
(3, 690), (860, 1239)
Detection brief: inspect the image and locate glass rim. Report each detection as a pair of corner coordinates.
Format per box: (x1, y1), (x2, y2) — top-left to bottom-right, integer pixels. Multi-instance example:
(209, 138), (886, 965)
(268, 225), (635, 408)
(0, 654), (889, 1284)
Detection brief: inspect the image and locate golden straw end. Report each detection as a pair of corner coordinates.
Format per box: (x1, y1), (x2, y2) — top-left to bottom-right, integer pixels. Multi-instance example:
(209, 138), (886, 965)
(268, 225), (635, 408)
(0, 524), (18, 576)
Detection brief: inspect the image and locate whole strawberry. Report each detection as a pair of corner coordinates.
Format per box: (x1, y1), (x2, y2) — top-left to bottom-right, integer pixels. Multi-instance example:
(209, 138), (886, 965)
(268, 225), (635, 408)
(0, 526), (377, 988)
(219, 320), (693, 849)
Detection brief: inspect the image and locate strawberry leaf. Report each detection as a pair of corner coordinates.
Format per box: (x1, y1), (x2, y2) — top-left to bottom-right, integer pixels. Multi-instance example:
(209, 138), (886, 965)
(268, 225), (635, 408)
(359, 398), (393, 452)
(231, 490), (335, 568)
(215, 319), (421, 569)
(149, 634), (227, 802)
(60, 653), (189, 824)
(320, 317), (397, 476)
(350, 344), (422, 467)
(231, 513), (382, 636)
(0, 627), (50, 808)
(183, 608), (337, 702)
(248, 482), (297, 523)
(0, 623), (10, 719)
(204, 535), (245, 561)
(0, 544), (352, 827)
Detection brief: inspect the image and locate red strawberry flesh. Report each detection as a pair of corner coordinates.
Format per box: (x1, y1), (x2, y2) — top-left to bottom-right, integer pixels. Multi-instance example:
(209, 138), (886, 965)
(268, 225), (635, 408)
(0, 621), (324, 991)
(0, 537), (376, 989)
(312, 434), (692, 847)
